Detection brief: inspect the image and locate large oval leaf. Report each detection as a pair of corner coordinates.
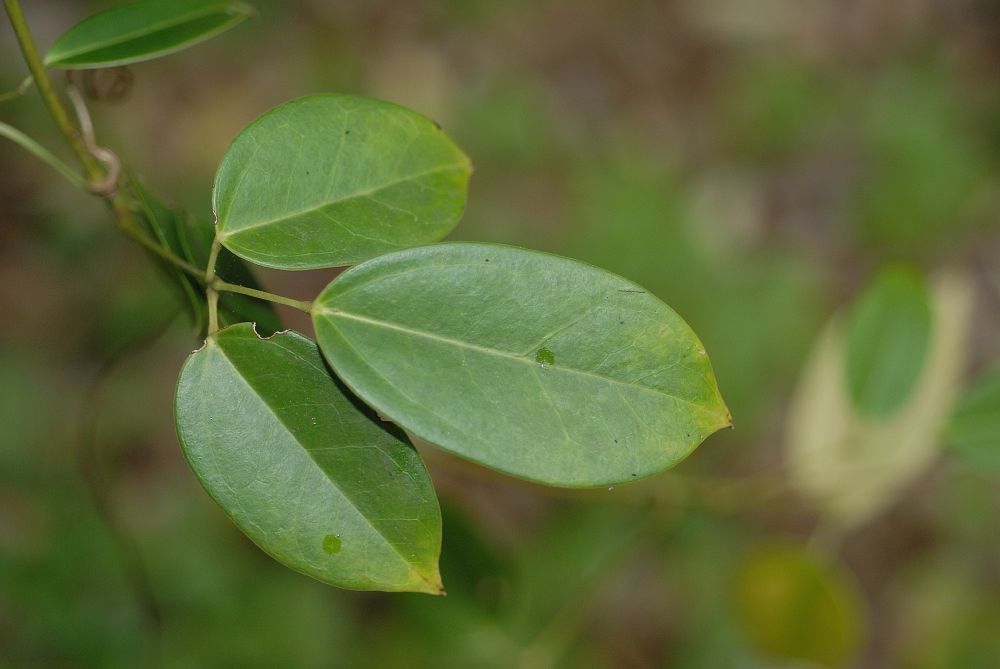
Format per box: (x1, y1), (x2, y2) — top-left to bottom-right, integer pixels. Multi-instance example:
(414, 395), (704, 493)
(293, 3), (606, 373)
(45, 0), (254, 69)
(844, 266), (932, 417)
(213, 95), (471, 270)
(175, 324), (443, 593)
(311, 243), (730, 487)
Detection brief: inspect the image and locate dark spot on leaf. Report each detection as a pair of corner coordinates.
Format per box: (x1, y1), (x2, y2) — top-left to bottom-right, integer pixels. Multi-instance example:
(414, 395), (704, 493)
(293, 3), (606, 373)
(322, 534), (342, 555)
(345, 130), (351, 135)
(535, 348), (555, 367)
(631, 473), (637, 477)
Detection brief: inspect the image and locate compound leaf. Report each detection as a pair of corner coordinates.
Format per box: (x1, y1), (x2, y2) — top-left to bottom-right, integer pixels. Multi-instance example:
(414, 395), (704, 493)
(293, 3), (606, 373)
(214, 95), (471, 270)
(45, 0), (254, 69)
(312, 243), (730, 487)
(175, 324), (443, 593)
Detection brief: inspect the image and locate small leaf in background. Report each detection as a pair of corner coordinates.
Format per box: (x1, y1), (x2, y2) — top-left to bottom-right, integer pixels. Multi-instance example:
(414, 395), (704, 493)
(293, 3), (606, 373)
(947, 365), (1000, 471)
(844, 266), (932, 418)
(130, 176), (281, 335)
(131, 177), (205, 327)
(732, 544), (864, 668)
(174, 324), (443, 594)
(175, 210), (283, 335)
(44, 0), (254, 69)
(786, 272), (974, 530)
(214, 95), (471, 270)
(312, 243), (730, 487)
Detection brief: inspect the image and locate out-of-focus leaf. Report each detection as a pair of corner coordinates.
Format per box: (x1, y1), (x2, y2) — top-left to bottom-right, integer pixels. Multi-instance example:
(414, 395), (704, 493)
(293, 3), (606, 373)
(786, 272), (974, 529)
(844, 266), (932, 418)
(946, 365), (1000, 471)
(732, 544), (864, 667)
(45, 0), (254, 69)
(214, 95), (471, 270)
(312, 243), (731, 487)
(174, 324), (443, 594)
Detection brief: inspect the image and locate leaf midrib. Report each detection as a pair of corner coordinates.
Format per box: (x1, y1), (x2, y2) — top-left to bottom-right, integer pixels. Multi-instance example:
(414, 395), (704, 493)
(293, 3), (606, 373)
(208, 338), (436, 589)
(316, 307), (725, 420)
(217, 163), (465, 239)
(48, 3), (244, 62)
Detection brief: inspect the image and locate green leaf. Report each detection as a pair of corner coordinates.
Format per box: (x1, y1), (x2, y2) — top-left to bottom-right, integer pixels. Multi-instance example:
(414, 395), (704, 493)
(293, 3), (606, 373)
(213, 95), (471, 270)
(844, 266), (932, 417)
(787, 272), (974, 529)
(174, 210), (283, 336)
(130, 176), (281, 336)
(732, 544), (864, 667)
(947, 365), (1000, 471)
(174, 324), (444, 594)
(312, 243), (730, 487)
(45, 0), (254, 69)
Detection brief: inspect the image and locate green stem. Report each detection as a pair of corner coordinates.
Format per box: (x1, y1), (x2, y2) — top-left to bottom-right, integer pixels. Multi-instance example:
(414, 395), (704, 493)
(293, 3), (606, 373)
(3, 0), (101, 180)
(205, 236), (223, 284)
(0, 73), (32, 102)
(206, 288), (220, 335)
(204, 237), (223, 334)
(213, 280), (313, 313)
(4, 0), (204, 284)
(3, 0), (311, 326)
(0, 120), (86, 189)
(124, 221), (206, 281)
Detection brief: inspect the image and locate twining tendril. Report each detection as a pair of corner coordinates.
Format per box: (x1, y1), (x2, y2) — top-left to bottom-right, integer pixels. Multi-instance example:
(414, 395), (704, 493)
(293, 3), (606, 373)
(65, 71), (121, 196)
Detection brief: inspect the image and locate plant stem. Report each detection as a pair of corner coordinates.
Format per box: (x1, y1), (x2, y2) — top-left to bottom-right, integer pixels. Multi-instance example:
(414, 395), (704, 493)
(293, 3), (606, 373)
(0, 120), (86, 189)
(204, 237), (223, 334)
(213, 280), (313, 313)
(3, 0), (101, 180)
(4, 0), (310, 325)
(127, 221), (206, 280)
(0, 73), (33, 102)
(4, 0), (206, 283)
(206, 288), (220, 335)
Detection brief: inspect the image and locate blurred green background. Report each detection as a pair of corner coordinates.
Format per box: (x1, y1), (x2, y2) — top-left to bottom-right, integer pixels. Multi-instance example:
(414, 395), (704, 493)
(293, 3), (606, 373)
(2, 1), (1000, 667)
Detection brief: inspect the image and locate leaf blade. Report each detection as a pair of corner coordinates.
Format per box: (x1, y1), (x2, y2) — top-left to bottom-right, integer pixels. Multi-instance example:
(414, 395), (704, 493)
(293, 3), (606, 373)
(45, 0), (254, 69)
(174, 324), (443, 593)
(214, 95), (471, 270)
(947, 364), (1000, 470)
(128, 176), (281, 336)
(312, 243), (730, 487)
(844, 266), (932, 417)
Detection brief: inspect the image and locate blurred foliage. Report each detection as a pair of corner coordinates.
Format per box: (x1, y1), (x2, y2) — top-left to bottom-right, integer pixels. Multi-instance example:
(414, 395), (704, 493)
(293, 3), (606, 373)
(2, 0), (1000, 667)
(733, 544), (864, 667)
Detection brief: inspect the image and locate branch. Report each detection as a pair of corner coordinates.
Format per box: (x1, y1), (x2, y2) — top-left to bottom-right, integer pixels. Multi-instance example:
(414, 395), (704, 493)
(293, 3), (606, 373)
(0, 120), (86, 189)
